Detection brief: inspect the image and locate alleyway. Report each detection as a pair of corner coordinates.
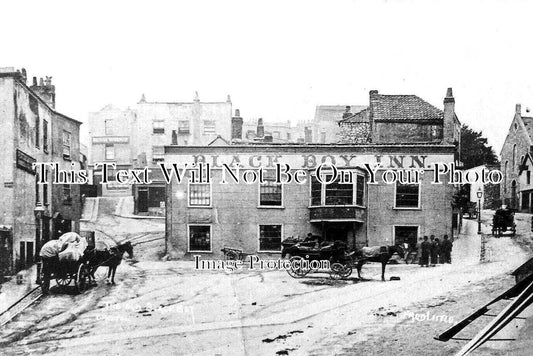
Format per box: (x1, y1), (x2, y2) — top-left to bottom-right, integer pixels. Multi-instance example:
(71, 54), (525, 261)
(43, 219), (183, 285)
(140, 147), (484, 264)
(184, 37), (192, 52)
(0, 218), (530, 355)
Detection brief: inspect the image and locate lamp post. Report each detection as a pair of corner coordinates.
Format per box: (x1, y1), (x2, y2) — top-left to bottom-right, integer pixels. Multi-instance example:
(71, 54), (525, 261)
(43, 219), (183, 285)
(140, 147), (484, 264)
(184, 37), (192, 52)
(477, 188), (483, 234)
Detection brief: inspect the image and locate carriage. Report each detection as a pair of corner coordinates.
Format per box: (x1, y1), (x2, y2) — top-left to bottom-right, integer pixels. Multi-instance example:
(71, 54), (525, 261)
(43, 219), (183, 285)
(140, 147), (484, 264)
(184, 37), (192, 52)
(491, 207), (516, 236)
(37, 258), (91, 294)
(281, 240), (355, 280)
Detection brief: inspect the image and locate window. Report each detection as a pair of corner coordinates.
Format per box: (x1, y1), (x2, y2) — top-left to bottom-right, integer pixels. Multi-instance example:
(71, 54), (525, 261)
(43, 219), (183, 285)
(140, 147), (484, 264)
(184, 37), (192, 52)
(504, 161), (508, 193)
(259, 170), (282, 206)
(62, 131), (71, 159)
(320, 132), (326, 144)
(35, 175), (40, 204)
(189, 183), (211, 206)
(178, 120), (190, 134)
(153, 120), (165, 134)
(43, 182), (48, 205)
(152, 146), (164, 163)
(35, 116), (40, 148)
(395, 182), (420, 208)
(105, 144), (115, 160)
(513, 144), (517, 170)
(325, 176), (353, 206)
(286, 132), (291, 141)
(259, 225), (282, 252)
(43, 120), (48, 152)
(105, 119), (113, 135)
(203, 120), (216, 134)
(310, 171), (366, 206)
(189, 225), (211, 252)
(528, 171), (531, 185)
(272, 131), (281, 139)
(63, 184), (72, 205)
(394, 226), (418, 248)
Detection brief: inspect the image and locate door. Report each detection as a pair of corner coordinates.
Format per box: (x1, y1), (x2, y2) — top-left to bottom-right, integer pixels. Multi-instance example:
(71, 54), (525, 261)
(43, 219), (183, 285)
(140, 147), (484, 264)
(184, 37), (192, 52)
(138, 188), (148, 213)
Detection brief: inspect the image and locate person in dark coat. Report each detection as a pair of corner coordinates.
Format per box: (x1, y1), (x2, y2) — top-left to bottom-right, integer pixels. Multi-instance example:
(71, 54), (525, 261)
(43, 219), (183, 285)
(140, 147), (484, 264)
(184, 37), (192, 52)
(434, 238), (442, 264)
(429, 235), (439, 266)
(420, 236), (430, 267)
(441, 235), (453, 263)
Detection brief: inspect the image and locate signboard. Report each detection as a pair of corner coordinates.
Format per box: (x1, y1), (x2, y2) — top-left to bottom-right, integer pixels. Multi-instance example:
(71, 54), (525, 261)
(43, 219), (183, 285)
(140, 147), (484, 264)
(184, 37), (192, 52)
(16, 149), (36, 174)
(92, 136), (130, 144)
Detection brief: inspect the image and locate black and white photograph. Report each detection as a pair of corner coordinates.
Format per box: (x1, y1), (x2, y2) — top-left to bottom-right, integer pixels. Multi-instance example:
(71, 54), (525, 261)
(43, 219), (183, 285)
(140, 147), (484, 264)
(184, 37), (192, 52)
(1, 1), (533, 355)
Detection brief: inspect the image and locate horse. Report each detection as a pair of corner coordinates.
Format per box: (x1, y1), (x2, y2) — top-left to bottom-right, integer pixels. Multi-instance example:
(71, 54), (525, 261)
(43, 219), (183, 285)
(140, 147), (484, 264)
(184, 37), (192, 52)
(354, 244), (405, 281)
(86, 241), (134, 285)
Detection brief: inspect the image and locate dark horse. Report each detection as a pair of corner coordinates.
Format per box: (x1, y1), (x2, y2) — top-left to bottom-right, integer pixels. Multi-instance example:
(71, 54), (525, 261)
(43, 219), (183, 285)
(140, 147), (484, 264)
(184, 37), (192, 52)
(355, 244), (405, 281)
(86, 241), (134, 284)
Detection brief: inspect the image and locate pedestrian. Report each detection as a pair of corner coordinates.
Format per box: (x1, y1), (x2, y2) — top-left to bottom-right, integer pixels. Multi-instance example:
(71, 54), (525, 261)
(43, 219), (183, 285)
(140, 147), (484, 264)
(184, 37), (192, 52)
(434, 238), (442, 264)
(420, 236), (430, 267)
(441, 235), (453, 263)
(429, 235), (438, 266)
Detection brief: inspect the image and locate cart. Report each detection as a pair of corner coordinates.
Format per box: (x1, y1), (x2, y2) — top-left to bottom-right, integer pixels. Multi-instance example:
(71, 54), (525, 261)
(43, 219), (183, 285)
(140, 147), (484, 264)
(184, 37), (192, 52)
(282, 240), (354, 280)
(37, 258), (91, 294)
(491, 208), (516, 237)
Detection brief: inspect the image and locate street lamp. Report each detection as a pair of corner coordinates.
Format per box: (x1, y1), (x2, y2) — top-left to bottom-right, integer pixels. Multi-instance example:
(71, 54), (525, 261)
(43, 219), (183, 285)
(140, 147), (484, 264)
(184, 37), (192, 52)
(477, 188), (483, 234)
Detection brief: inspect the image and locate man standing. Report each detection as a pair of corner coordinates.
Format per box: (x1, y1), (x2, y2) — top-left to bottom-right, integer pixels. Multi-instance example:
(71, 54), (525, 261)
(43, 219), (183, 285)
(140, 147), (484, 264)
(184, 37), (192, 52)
(429, 235), (438, 267)
(441, 235), (453, 263)
(420, 236), (430, 267)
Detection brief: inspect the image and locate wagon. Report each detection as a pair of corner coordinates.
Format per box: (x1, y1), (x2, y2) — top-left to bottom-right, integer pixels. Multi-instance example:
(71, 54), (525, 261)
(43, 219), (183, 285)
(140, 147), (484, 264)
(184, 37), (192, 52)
(491, 208), (516, 237)
(37, 257), (91, 294)
(281, 240), (354, 280)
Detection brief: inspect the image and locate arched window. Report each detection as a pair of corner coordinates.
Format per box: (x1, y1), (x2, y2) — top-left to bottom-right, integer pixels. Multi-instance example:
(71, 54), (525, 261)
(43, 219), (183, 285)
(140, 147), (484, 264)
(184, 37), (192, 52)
(520, 155), (525, 171)
(513, 144), (517, 170)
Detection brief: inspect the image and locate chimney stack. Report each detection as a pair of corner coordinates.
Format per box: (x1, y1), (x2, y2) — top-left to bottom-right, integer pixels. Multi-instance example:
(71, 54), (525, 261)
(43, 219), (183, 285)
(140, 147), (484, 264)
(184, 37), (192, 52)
(257, 118), (265, 138)
(342, 106), (352, 119)
(30, 74), (56, 108)
(443, 87), (456, 145)
(231, 109), (243, 140)
(516, 104), (522, 115)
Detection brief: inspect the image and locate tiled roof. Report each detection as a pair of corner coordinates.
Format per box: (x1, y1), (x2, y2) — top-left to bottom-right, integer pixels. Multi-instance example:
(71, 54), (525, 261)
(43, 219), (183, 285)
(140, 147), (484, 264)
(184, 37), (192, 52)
(371, 94), (444, 121)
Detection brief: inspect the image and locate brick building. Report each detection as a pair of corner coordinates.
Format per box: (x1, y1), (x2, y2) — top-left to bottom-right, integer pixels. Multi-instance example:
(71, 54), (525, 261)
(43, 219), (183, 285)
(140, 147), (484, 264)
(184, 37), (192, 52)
(164, 89), (461, 259)
(500, 104), (533, 210)
(0, 68), (82, 274)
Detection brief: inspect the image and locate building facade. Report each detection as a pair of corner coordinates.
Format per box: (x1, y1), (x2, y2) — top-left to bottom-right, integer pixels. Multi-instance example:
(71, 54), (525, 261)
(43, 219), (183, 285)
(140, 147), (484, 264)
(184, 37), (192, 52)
(165, 89), (461, 259)
(500, 104), (533, 209)
(88, 93), (232, 214)
(0, 68), (82, 274)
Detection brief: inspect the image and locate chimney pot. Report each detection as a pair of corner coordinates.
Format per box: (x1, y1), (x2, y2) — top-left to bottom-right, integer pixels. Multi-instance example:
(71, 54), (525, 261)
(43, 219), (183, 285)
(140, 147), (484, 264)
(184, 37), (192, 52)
(39, 78), (44, 86)
(235, 109), (240, 117)
(516, 104), (522, 114)
(446, 88), (453, 98)
(369, 90), (378, 95)
(32, 77), (37, 86)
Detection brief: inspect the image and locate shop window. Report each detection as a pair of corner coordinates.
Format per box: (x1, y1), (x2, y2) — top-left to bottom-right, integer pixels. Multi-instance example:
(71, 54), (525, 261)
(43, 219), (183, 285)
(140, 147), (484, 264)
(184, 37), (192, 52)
(43, 120), (48, 152)
(105, 119), (114, 135)
(394, 226), (418, 248)
(189, 225), (211, 252)
(259, 171), (282, 206)
(395, 182), (420, 208)
(62, 130), (71, 159)
(152, 146), (164, 163)
(148, 187), (166, 208)
(153, 120), (165, 134)
(105, 144), (115, 160)
(203, 120), (216, 134)
(259, 225), (282, 252)
(63, 184), (72, 205)
(189, 183), (211, 206)
(178, 120), (190, 134)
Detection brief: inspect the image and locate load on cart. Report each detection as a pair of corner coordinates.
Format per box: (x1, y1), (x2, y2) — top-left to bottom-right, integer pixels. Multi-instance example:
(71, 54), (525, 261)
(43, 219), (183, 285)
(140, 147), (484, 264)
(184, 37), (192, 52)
(492, 206), (516, 236)
(38, 232), (92, 294)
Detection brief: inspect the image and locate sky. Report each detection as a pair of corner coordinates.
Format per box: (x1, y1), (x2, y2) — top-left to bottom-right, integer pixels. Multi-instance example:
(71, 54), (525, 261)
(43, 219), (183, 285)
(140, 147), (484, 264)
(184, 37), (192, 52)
(2, 0), (533, 152)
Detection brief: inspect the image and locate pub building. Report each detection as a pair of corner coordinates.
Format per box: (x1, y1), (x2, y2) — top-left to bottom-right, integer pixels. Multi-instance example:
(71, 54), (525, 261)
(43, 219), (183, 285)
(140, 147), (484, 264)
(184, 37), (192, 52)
(164, 89), (462, 259)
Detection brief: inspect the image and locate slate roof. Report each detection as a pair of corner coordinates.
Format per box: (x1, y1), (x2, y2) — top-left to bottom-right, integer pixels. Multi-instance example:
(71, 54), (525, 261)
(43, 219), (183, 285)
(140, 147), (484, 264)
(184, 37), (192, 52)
(371, 94), (444, 121)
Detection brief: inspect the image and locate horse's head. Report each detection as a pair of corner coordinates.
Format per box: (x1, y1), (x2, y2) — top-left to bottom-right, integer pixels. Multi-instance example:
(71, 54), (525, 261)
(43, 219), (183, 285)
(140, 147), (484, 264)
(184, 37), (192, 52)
(119, 241), (134, 258)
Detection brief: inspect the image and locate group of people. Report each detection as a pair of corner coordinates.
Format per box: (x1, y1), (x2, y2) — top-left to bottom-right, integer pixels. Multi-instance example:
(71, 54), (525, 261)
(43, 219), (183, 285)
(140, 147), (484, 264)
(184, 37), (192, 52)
(418, 234), (453, 267)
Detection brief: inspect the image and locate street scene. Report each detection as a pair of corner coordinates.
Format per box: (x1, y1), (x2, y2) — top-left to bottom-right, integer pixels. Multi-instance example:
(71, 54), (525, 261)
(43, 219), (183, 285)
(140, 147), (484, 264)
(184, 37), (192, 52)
(2, 1), (533, 355)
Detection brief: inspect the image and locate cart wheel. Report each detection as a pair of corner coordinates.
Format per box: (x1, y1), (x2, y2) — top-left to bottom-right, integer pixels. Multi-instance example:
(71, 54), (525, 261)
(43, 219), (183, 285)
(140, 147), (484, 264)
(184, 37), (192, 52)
(225, 250), (239, 261)
(286, 256), (310, 278)
(75, 264), (90, 293)
(330, 263), (352, 280)
(56, 278), (71, 287)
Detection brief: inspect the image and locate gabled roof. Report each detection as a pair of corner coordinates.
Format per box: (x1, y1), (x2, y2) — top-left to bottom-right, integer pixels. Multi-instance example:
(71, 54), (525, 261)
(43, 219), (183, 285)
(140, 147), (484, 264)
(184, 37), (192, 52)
(339, 108), (369, 124)
(371, 94), (444, 122)
(518, 152), (533, 175)
(207, 135), (230, 146)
